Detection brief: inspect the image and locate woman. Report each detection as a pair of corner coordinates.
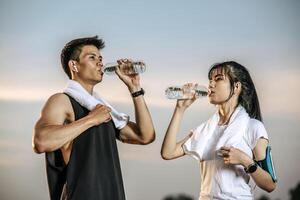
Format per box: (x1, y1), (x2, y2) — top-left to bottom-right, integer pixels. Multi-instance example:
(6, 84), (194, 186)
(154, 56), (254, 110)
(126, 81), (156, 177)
(161, 61), (276, 200)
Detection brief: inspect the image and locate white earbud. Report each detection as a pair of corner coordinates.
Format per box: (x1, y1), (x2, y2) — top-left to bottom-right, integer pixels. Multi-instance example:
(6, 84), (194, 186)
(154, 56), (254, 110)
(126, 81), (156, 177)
(74, 65), (78, 72)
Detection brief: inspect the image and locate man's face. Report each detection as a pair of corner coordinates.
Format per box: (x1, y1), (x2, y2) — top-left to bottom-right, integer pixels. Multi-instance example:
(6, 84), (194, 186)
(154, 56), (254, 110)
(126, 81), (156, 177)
(76, 45), (104, 84)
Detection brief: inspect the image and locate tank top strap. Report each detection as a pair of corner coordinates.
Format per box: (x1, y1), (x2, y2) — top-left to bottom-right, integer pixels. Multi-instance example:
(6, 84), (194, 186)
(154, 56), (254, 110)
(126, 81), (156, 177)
(63, 93), (89, 120)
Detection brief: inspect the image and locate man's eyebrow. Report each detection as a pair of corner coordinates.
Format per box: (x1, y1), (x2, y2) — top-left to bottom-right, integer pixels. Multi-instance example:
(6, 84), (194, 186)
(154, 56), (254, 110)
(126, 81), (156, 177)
(85, 53), (102, 59)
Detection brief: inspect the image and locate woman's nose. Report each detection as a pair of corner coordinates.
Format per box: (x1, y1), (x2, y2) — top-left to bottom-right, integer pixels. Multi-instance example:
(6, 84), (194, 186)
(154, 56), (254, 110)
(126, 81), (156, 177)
(208, 81), (215, 88)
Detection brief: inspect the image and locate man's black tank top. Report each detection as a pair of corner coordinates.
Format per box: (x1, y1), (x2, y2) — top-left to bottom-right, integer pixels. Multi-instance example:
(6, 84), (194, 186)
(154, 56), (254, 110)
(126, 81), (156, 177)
(45, 94), (126, 200)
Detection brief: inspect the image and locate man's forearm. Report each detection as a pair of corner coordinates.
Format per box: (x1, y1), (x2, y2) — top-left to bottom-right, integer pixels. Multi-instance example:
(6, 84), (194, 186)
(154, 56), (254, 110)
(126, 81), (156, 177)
(131, 95), (155, 142)
(33, 116), (95, 153)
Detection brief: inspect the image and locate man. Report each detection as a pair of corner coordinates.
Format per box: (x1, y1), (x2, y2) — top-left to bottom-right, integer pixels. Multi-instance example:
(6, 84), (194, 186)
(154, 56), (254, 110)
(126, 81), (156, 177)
(32, 36), (155, 200)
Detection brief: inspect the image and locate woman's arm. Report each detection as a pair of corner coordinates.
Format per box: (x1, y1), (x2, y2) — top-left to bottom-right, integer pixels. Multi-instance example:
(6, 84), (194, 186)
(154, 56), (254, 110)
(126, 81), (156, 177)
(220, 138), (276, 192)
(161, 84), (198, 160)
(250, 138), (276, 192)
(161, 106), (191, 160)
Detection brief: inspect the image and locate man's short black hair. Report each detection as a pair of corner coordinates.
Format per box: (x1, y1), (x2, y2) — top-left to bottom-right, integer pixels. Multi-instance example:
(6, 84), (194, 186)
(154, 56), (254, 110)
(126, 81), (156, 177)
(60, 36), (105, 79)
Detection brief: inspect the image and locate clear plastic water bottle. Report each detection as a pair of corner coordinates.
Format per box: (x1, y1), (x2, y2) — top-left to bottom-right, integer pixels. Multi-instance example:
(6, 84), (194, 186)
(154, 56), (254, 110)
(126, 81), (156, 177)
(102, 61), (146, 75)
(165, 85), (208, 99)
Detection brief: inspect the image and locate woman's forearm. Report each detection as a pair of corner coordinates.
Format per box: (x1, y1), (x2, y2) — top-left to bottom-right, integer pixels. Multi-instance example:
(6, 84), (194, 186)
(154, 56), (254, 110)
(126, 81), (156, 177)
(161, 107), (186, 160)
(242, 156), (276, 192)
(250, 167), (276, 192)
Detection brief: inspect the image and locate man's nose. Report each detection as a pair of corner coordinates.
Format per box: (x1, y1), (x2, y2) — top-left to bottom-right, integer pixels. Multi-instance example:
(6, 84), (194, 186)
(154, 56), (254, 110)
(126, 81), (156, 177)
(97, 61), (103, 67)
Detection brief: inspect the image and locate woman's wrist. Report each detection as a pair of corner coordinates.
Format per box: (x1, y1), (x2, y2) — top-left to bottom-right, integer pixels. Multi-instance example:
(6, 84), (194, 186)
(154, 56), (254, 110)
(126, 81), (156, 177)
(175, 106), (186, 114)
(241, 155), (254, 168)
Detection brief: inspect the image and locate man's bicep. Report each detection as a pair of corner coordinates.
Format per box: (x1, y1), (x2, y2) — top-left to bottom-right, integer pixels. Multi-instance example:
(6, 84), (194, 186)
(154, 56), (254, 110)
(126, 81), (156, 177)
(36, 94), (69, 129)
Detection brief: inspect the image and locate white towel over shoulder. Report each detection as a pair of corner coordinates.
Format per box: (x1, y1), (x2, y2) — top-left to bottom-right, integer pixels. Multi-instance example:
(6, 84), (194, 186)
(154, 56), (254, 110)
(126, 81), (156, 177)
(183, 105), (250, 161)
(63, 80), (129, 129)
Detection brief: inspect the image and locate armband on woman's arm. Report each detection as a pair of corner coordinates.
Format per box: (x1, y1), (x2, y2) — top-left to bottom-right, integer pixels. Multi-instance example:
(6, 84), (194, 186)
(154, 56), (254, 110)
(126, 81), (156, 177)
(255, 146), (278, 183)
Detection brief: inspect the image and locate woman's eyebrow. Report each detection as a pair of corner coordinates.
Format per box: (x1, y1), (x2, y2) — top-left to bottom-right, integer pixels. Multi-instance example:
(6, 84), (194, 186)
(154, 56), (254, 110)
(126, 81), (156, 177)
(214, 74), (224, 78)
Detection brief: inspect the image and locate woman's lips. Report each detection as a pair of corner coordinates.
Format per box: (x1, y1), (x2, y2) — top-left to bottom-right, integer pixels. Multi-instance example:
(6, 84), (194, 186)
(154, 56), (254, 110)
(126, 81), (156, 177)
(208, 90), (215, 96)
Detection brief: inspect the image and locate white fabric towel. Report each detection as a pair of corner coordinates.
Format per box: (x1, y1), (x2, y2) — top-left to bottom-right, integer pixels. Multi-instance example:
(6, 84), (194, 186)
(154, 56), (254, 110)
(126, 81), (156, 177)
(63, 80), (129, 129)
(183, 105), (250, 161)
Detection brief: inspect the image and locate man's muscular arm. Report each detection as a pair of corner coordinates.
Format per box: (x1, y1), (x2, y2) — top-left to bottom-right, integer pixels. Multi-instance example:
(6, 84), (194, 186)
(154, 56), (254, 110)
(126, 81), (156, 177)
(32, 93), (111, 153)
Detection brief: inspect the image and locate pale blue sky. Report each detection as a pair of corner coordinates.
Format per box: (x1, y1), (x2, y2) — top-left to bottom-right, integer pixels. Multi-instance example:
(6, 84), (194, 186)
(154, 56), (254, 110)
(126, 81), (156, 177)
(0, 1), (300, 200)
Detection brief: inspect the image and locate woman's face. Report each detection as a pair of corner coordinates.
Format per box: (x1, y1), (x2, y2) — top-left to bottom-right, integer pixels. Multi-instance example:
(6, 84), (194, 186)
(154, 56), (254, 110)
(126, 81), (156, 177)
(208, 69), (232, 105)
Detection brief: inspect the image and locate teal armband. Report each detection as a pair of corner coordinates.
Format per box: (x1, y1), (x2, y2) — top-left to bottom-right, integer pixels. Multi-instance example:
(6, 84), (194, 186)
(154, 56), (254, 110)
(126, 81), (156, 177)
(255, 146), (278, 183)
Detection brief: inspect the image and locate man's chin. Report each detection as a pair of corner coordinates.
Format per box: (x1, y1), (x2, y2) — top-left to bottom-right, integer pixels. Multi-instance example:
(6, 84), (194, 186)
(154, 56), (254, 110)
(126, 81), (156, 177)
(89, 77), (102, 85)
(94, 79), (102, 84)
(96, 77), (103, 83)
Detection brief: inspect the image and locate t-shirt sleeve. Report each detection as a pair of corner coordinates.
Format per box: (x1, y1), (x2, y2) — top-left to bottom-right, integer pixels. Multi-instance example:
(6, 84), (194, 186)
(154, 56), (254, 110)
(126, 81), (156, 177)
(248, 119), (269, 150)
(182, 123), (206, 161)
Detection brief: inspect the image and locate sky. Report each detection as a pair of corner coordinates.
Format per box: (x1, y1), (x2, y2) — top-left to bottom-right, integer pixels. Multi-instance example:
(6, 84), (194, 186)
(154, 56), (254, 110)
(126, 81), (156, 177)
(0, 0), (300, 199)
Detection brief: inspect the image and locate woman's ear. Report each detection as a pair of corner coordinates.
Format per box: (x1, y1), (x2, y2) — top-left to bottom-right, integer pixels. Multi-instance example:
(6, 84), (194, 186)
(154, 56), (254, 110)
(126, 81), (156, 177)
(234, 82), (242, 95)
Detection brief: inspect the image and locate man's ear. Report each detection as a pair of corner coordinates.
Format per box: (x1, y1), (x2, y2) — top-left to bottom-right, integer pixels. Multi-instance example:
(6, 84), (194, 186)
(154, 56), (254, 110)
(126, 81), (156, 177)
(68, 60), (78, 72)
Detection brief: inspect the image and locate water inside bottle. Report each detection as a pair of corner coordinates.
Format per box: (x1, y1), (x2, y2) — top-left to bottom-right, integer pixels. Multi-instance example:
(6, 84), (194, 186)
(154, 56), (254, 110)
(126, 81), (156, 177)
(103, 61), (146, 75)
(165, 85), (208, 99)
(103, 66), (117, 74)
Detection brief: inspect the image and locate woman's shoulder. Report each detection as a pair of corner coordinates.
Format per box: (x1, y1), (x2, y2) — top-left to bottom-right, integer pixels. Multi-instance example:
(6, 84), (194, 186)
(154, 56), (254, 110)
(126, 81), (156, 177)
(248, 118), (265, 130)
(246, 118), (269, 148)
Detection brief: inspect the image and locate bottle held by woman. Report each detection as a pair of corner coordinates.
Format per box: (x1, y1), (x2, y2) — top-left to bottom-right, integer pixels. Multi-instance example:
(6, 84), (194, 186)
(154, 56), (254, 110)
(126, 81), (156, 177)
(165, 84), (208, 100)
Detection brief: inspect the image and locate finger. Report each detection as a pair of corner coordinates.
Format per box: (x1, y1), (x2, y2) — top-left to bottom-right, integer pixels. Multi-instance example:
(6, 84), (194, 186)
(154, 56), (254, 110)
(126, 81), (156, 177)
(105, 112), (112, 118)
(123, 58), (129, 64)
(192, 92), (198, 100)
(104, 116), (112, 122)
(99, 104), (108, 109)
(222, 152), (230, 158)
(105, 107), (112, 112)
(118, 59), (127, 65)
(220, 149), (229, 153)
(95, 104), (104, 109)
(102, 106), (112, 113)
(217, 150), (228, 157)
(125, 58), (132, 64)
(221, 146), (230, 151)
(115, 64), (123, 76)
(223, 157), (230, 164)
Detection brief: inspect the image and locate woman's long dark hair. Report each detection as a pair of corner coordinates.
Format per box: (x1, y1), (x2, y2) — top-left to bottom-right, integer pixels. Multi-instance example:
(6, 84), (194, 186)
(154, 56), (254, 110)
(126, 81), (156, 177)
(208, 61), (262, 121)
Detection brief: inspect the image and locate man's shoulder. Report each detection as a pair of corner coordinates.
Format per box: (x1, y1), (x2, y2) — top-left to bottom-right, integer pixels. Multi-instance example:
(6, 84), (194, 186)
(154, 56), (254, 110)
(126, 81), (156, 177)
(43, 93), (72, 113)
(47, 93), (70, 104)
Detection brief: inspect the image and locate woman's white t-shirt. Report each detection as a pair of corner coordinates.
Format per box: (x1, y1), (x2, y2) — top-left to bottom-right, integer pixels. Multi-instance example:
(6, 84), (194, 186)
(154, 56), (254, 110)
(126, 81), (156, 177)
(184, 118), (268, 200)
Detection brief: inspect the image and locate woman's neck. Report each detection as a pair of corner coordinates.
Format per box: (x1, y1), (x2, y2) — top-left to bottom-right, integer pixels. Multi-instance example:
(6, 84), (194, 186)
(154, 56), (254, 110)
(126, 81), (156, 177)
(217, 101), (238, 125)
